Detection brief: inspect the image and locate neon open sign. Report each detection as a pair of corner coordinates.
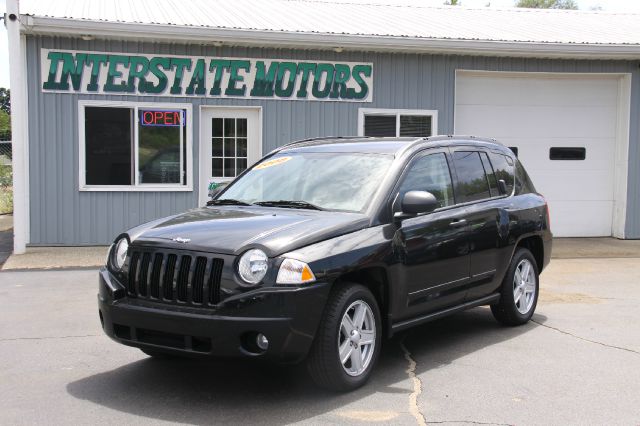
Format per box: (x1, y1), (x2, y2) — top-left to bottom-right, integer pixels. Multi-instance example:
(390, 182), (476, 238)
(140, 110), (183, 127)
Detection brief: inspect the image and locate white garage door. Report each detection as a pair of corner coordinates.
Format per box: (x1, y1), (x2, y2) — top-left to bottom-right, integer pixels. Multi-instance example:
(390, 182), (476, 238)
(455, 72), (621, 237)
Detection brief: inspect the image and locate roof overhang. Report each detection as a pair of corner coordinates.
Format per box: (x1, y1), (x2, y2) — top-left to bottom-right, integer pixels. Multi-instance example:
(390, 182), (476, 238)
(21, 15), (640, 60)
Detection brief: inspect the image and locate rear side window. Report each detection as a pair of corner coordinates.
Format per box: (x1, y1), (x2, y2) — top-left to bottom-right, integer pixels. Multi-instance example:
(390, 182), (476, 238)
(487, 152), (515, 195)
(479, 152), (500, 197)
(452, 151), (491, 202)
(515, 160), (537, 194)
(397, 153), (455, 209)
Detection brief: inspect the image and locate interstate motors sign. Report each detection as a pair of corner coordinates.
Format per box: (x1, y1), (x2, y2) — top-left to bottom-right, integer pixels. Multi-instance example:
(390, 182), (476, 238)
(40, 49), (373, 102)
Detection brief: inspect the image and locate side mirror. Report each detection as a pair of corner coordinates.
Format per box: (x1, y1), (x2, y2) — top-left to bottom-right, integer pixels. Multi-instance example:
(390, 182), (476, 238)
(497, 179), (508, 195)
(395, 191), (439, 221)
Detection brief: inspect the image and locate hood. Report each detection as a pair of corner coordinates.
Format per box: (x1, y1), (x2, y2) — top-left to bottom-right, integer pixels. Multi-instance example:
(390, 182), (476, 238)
(128, 206), (370, 257)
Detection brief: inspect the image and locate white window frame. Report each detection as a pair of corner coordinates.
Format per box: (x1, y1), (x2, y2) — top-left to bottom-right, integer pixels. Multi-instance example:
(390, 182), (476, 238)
(357, 108), (438, 137)
(78, 100), (193, 192)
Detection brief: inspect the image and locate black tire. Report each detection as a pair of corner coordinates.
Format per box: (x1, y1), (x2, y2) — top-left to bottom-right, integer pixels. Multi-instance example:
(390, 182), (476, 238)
(491, 248), (539, 326)
(306, 283), (382, 392)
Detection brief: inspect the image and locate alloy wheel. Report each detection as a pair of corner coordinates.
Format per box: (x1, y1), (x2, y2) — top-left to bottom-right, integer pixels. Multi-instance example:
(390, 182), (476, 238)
(338, 300), (376, 377)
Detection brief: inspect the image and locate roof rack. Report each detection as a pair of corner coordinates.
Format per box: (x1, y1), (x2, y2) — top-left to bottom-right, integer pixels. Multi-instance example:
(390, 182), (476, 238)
(280, 135), (374, 148)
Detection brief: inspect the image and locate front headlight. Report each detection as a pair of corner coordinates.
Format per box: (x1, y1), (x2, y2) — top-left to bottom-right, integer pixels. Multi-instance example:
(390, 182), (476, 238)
(276, 258), (316, 285)
(112, 237), (129, 271)
(238, 249), (269, 284)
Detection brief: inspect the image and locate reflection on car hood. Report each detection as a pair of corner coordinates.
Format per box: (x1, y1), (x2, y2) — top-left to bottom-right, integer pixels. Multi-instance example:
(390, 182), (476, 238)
(128, 206), (370, 256)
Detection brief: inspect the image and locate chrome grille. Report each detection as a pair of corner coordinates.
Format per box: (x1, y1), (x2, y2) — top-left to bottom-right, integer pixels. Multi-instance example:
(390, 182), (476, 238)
(126, 249), (224, 306)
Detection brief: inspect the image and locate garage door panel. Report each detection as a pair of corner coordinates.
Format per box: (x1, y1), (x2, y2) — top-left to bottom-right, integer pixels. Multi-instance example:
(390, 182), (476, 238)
(456, 75), (618, 107)
(529, 170), (614, 201)
(456, 105), (617, 139)
(503, 137), (616, 170)
(455, 72), (619, 237)
(549, 200), (613, 237)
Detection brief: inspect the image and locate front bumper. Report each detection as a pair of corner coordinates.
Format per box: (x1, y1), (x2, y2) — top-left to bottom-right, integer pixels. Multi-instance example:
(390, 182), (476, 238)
(98, 268), (330, 362)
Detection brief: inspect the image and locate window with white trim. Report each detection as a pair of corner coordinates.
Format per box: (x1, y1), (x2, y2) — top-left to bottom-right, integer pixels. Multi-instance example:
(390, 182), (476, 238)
(80, 102), (191, 190)
(359, 109), (438, 137)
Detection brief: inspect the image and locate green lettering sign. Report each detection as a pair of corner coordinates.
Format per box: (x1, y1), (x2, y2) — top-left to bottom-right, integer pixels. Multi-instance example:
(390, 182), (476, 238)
(41, 49), (373, 102)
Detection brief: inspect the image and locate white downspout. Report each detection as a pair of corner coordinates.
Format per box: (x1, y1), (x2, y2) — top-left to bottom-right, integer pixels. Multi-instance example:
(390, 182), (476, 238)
(5, 0), (28, 254)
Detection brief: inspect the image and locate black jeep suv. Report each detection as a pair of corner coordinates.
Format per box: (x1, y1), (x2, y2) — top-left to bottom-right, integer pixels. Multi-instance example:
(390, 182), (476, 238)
(99, 136), (551, 391)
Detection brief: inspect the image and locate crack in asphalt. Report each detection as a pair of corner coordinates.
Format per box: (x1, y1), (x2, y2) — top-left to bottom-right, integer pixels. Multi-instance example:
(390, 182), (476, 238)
(400, 336), (427, 426)
(531, 320), (640, 356)
(0, 334), (101, 342)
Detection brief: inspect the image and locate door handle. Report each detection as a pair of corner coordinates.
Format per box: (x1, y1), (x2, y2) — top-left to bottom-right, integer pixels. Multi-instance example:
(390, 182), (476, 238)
(449, 219), (467, 228)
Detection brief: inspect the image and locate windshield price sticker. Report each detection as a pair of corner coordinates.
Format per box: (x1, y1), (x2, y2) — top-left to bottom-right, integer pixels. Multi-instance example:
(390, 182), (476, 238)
(254, 157), (292, 170)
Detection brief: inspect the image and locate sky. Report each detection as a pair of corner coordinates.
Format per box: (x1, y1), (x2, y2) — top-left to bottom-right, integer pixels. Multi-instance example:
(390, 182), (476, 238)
(2, 0), (640, 89)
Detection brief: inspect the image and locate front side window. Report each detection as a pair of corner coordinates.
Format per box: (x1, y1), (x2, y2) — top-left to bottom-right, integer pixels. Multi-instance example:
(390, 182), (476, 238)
(82, 104), (189, 188)
(397, 153), (455, 209)
(452, 151), (491, 203)
(219, 153), (393, 212)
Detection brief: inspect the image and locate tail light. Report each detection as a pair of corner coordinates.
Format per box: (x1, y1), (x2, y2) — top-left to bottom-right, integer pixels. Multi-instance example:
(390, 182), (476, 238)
(542, 196), (551, 230)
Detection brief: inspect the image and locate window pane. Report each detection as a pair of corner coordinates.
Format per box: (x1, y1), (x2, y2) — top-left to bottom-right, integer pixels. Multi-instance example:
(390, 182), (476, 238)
(487, 152), (515, 195)
(236, 158), (247, 174)
(364, 115), (396, 137)
(224, 118), (235, 137)
(549, 147), (586, 160)
(212, 138), (223, 157)
(237, 119), (247, 137)
(480, 152), (499, 197)
(224, 139), (235, 157)
(85, 107), (132, 185)
(138, 109), (183, 184)
(212, 158), (223, 177)
(237, 138), (247, 157)
(212, 118), (223, 137)
(224, 158), (235, 177)
(452, 151), (491, 203)
(399, 115), (431, 137)
(397, 153), (454, 208)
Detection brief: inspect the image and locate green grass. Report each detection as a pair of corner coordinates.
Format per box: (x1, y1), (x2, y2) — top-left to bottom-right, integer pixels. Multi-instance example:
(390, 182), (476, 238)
(0, 163), (12, 214)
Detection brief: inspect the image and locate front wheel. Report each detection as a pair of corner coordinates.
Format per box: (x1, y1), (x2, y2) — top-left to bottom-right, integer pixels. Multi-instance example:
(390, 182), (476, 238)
(491, 248), (539, 326)
(306, 283), (382, 391)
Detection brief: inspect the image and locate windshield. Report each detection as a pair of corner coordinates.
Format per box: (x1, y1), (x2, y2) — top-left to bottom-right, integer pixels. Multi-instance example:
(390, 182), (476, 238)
(218, 152), (394, 212)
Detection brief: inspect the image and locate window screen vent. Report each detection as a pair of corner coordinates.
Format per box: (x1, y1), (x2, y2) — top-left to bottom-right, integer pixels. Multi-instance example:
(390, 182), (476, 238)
(363, 115), (396, 137)
(549, 147), (586, 160)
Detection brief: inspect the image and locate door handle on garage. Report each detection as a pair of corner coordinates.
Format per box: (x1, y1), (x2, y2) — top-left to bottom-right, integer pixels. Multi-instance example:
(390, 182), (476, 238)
(449, 219), (467, 228)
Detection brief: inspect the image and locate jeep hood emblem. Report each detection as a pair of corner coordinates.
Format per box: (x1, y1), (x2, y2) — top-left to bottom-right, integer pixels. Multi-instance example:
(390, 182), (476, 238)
(172, 237), (191, 244)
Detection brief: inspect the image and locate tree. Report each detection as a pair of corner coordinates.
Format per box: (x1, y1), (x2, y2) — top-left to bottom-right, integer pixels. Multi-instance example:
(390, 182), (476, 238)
(0, 88), (9, 115)
(515, 0), (578, 9)
(0, 110), (10, 141)
(444, 0), (461, 5)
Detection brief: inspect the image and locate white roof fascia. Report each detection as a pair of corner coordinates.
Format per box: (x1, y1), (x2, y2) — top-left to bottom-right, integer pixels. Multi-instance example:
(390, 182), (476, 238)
(22, 15), (640, 60)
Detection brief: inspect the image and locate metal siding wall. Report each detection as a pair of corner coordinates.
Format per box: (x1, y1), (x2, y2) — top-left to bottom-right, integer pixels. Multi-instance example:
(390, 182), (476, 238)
(26, 35), (640, 244)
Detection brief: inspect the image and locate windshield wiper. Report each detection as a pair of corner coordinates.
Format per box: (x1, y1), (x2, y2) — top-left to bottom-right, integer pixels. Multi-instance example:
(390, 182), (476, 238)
(207, 198), (253, 206)
(254, 200), (324, 211)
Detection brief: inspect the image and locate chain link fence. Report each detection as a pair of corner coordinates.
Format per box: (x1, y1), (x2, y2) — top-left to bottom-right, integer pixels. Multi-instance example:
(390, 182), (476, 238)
(0, 141), (12, 164)
(0, 140), (12, 214)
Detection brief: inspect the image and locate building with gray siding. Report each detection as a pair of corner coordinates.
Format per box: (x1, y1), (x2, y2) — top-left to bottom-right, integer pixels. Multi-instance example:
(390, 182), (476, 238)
(5, 0), (640, 251)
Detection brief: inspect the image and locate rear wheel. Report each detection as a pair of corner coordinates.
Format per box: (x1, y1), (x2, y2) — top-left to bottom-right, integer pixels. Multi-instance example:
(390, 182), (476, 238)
(306, 283), (382, 391)
(491, 248), (539, 326)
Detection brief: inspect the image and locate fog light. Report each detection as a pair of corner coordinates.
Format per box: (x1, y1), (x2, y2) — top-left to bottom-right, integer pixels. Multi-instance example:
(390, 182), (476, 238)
(256, 333), (269, 351)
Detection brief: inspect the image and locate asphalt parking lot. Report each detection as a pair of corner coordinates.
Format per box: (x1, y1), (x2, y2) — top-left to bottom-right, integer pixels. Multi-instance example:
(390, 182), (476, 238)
(1, 257), (639, 425)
